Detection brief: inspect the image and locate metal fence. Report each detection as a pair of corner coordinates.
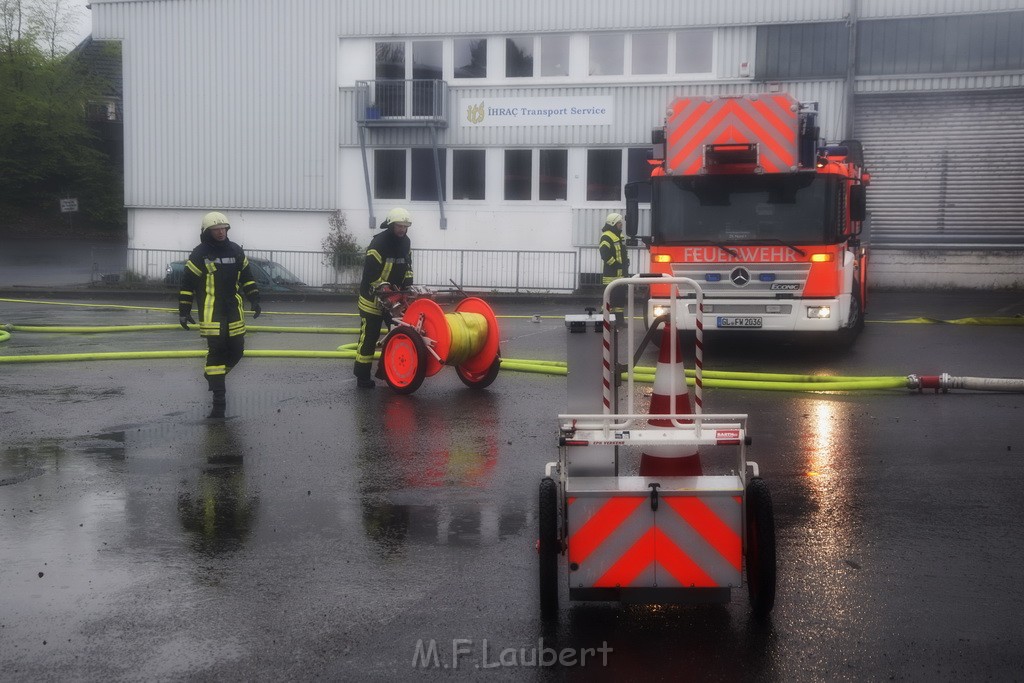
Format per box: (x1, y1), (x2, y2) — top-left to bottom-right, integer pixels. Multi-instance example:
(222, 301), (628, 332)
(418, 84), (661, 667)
(116, 245), (651, 293)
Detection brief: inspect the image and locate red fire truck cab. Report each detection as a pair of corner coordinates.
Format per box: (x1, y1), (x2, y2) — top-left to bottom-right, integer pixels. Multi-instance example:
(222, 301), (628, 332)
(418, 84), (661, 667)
(626, 93), (870, 341)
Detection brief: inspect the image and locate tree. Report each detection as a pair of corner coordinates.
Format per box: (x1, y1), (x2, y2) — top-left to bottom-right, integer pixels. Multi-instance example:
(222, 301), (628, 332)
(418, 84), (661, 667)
(33, 0), (82, 59)
(2, 0), (83, 57)
(0, 0), (123, 235)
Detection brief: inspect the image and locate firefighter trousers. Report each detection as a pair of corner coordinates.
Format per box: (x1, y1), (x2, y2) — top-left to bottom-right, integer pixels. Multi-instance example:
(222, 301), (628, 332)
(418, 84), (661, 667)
(354, 310), (384, 380)
(204, 328), (245, 391)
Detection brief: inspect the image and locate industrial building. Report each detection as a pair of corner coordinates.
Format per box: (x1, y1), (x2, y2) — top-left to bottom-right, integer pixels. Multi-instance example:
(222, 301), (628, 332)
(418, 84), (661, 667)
(90, 0), (1024, 288)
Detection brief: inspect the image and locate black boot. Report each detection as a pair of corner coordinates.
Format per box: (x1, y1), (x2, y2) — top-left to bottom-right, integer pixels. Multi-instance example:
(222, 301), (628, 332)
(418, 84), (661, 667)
(354, 363), (375, 389)
(208, 389), (226, 418)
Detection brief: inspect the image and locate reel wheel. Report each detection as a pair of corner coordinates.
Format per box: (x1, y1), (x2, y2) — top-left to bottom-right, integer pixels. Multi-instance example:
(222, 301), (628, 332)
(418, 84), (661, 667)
(456, 352), (501, 389)
(381, 328), (428, 394)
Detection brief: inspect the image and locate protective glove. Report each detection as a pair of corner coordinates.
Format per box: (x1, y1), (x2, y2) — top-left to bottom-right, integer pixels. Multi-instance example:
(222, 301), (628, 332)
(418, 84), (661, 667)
(179, 313), (196, 330)
(251, 300), (262, 319)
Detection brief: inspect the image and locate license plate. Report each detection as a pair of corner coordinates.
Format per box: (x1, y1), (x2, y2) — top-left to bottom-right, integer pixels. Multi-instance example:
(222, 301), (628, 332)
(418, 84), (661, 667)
(717, 316), (762, 328)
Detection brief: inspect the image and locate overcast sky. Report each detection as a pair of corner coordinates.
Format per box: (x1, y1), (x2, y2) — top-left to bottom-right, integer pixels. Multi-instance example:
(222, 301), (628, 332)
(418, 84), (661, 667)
(68, 0), (92, 48)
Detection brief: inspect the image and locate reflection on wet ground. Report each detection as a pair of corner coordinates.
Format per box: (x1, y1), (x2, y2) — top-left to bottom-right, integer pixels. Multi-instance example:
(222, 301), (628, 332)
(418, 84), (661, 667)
(2, 294), (1024, 679)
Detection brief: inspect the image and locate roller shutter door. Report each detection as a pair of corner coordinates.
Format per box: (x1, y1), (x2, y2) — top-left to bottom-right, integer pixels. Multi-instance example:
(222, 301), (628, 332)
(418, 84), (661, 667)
(854, 90), (1024, 248)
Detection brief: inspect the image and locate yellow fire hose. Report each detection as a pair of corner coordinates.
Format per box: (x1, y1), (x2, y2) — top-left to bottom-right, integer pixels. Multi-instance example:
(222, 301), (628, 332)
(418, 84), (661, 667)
(2, 297), (1023, 392)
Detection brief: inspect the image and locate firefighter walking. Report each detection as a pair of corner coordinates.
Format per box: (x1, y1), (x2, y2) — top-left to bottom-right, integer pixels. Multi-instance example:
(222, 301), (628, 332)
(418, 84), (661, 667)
(353, 207), (414, 389)
(179, 211), (262, 418)
(599, 212), (629, 324)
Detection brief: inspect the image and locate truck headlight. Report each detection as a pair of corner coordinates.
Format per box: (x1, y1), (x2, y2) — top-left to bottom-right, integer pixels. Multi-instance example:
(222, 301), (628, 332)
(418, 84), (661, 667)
(806, 306), (831, 319)
(653, 305), (669, 318)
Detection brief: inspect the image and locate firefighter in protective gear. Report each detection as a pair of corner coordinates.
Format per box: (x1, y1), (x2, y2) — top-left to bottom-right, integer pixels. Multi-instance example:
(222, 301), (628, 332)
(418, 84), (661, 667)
(353, 207), (414, 388)
(179, 211), (261, 417)
(599, 212), (629, 324)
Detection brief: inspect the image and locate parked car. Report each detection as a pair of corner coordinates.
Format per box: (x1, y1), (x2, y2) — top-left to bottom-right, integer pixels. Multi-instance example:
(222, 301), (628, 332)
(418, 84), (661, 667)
(164, 258), (312, 292)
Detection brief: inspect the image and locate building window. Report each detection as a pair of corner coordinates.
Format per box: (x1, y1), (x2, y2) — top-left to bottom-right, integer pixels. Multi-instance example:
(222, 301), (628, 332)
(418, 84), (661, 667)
(504, 150), (532, 200)
(633, 32), (668, 75)
(375, 42), (405, 116)
(411, 148), (446, 201)
(627, 147), (654, 203)
(454, 38), (487, 78)
(676, 29), (714, 73)
(589, 34), (625, 76)
(453, 150), (486, 200)
(587, 149), (622, 201)
(539, 149), (568, 201)
(506, 37), (534, 77)
(374, 149), (406, 199)
(412, 41), (442, 116)
(541, 35), (570, 76)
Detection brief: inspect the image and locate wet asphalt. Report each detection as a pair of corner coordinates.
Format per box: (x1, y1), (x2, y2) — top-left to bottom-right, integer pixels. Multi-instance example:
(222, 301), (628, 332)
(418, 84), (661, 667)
(2, 287), (1024, 681)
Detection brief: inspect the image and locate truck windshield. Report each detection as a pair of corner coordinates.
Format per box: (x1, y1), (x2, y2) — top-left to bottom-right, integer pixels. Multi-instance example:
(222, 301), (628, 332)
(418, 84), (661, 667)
(651, 173), (843, 245)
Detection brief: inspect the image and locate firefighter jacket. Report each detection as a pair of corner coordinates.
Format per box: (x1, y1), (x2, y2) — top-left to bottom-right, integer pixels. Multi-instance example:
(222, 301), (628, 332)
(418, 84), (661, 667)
(358, 229), (413, 315)
(179, 233), (260, 337)
(599, 227), (629, 283)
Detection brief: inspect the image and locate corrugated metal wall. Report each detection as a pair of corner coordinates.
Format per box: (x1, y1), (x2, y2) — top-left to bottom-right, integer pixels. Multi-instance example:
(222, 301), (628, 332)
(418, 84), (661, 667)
(859, 0), (1024, 19)
(755, 23), (849, 80)
(95, 0), (339, 211)
(855, 90), (1024, 247)
(325, 0), (1024, 36)
(92, 0), (1024, 35)
(857, 12), (1024, 75)
(88, 0), (1024, 257)
(343, 81), (847, 149)
(330, 0), (848, 36)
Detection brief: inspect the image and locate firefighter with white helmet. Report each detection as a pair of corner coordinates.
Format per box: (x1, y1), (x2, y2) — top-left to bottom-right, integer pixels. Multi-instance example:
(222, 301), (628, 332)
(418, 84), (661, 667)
(599, 212), (629, 325)
(353, 207), (414, 388)
(178, 211), (261, 417)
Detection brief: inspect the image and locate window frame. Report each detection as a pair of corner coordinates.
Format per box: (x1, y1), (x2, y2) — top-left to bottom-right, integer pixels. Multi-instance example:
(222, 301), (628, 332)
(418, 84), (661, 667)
(539, 148), (569, 202)
(586, 148), (624, 203)
(411, 147), (447, 202)
(373, 149), (408, 200)
(453, 37), (489, 79)
(452, 149), (487, 201)
(503, 149), (533, 201)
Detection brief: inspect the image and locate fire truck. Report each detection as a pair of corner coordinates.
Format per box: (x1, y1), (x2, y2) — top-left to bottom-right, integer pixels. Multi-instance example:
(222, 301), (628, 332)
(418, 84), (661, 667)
(625, 93), (870, 341)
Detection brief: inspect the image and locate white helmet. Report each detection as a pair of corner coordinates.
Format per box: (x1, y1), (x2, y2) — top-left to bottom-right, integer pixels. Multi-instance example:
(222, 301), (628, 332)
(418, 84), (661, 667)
(201, 211), (230, 232)
(384, 207), (412, 227)
(604, 212), (624, 228)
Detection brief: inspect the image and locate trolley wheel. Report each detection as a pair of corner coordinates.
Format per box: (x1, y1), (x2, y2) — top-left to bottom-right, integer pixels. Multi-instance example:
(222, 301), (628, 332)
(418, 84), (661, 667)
(745, 476), (777, 619)
(538, 476), (559, 617)
(381, 328), (428, 394)
(455, 353), (500, 389)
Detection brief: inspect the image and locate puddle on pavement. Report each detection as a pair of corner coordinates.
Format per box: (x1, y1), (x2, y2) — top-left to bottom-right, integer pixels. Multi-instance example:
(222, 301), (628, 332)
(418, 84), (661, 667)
(0, 439), (64, 486)
(360, 496), (527, 553)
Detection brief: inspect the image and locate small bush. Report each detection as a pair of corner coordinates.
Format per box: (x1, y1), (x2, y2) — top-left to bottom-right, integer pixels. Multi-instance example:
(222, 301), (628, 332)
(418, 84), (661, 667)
(322, 211), (362, 269)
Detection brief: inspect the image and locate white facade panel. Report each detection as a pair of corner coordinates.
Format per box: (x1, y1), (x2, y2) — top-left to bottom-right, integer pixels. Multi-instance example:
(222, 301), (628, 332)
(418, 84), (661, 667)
(129, 208), (334, 253)
(114, 0), (339, 213)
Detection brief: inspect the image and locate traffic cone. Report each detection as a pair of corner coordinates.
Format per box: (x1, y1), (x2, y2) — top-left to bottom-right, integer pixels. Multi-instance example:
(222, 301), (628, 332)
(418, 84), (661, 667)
(639, 325), (703, 476)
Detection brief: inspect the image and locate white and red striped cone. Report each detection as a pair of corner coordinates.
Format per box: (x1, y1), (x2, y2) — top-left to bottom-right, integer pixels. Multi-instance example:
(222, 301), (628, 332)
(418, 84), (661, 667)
(639, 324), (703, 476)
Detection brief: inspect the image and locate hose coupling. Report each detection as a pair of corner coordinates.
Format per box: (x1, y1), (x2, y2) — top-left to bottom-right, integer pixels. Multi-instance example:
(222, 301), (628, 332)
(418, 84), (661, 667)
(906, 373), (952, 393)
